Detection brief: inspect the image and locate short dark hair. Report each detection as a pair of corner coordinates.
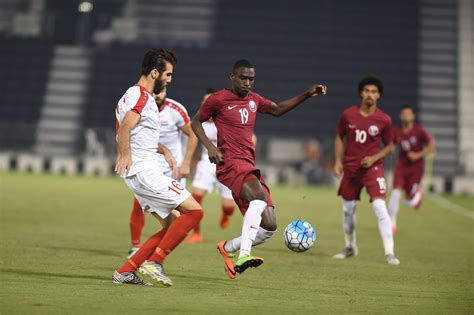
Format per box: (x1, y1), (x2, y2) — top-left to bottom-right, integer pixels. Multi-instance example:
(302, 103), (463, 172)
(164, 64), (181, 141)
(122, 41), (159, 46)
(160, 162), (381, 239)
(358, 75), (383, 96)
(400, 104), (414, 113)
(232, 59), (253, 72)
(141, 48), (177, 76)
(204, 88), (217, 95)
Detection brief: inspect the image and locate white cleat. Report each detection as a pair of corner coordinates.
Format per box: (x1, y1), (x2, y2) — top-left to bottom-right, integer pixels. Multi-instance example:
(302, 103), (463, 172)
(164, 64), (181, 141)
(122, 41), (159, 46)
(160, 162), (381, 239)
(386, 254), (400, 266)
(332, 246), (358, 259)
(139, 261), (173, 287)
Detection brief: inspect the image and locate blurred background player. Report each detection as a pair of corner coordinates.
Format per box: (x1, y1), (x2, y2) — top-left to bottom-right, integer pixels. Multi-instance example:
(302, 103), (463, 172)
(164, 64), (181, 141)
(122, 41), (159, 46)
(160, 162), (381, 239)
(187, 88), (235, 244)
(388, 105), (436, 235)
(333, 76), (399, 265)
(191, 59), (327, 278)
(127, 88), (198, 258)
(114, 48), (204, 286)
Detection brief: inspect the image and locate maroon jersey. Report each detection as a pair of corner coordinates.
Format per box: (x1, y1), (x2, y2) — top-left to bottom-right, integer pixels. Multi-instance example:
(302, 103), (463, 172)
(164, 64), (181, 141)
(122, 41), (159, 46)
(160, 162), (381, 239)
(393, 123), (431, 167)
(199, 89), (272, 166)
(336, 105), (393, 170)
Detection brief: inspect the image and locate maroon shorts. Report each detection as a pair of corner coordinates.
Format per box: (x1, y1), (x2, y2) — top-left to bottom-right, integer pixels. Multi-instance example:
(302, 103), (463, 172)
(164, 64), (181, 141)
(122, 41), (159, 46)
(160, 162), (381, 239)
(338, 164), (387, 201)
(217, 159), (273, 215)
(393, 162), (424, 198)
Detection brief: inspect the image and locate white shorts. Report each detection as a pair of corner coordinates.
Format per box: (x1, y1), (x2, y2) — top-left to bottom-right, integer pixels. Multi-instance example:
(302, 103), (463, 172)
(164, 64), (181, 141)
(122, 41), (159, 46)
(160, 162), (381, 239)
(192, 160), (233, 199)
(159, 160), (187, 187)
(124, 168), (191, 219)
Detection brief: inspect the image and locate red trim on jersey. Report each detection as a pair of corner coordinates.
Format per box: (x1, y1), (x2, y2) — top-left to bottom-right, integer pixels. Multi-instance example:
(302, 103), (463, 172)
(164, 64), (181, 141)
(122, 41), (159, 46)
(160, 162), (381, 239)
(131, 85), (149, 115)
(163, 99), (190, 124)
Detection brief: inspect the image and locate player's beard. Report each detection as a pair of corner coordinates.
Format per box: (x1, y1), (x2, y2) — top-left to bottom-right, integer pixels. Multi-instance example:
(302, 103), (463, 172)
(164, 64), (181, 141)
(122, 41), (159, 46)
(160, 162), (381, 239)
(153, 78), (165, 94)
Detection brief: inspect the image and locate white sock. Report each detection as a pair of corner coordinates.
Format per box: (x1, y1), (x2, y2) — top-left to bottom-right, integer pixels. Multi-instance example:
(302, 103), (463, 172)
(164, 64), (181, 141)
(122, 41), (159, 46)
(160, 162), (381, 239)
(388, 189), (401, 227)
(372, 199), (394, 256)
(238, 200), (267, 258)
(342, 200), (357, 248)
(224, 227), (276, 253)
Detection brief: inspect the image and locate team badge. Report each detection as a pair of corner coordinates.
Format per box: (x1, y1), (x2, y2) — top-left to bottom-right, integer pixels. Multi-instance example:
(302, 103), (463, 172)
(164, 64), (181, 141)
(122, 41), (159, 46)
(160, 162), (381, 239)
(368, 125), (379, 136)
(248, 100), (257, 112)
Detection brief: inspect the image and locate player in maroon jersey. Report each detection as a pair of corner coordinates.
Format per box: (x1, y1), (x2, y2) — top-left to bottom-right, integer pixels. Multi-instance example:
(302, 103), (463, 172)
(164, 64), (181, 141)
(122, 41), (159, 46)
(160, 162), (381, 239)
(191, 59), (327, 278)
(333, 76), (400, 265)
(388, 105), (435, 235)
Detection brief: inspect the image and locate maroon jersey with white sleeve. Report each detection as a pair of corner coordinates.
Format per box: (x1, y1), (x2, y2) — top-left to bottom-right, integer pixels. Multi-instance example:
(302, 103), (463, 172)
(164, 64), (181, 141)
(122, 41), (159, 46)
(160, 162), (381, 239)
(336, 105), (393, 171)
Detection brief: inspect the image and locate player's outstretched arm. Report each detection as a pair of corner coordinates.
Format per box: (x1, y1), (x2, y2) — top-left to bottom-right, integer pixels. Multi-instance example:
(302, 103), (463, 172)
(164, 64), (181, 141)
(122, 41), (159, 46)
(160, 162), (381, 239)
(179, 123), (198, 177)
(115, 111), (140, 176)
(191, 113), (224, 164)
(265, 84), (327, 117)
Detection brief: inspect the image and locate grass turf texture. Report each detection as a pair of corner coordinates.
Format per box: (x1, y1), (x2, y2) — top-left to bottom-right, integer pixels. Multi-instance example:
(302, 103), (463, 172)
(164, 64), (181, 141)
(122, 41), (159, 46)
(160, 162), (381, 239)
(1, 172), (473, 314)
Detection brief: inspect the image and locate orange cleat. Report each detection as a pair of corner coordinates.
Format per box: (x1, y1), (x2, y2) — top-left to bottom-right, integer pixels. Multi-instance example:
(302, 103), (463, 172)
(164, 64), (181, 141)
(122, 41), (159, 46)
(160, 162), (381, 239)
(217, 241), (236, 279)
(185, 233), (203, 244)
(219, 214), (231, 229)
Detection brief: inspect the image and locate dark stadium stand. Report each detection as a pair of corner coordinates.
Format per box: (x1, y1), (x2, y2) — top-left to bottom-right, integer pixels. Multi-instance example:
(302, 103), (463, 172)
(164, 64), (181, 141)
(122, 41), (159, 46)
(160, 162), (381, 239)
(83, 0), (419, 144)
(0, 36), (53, 150)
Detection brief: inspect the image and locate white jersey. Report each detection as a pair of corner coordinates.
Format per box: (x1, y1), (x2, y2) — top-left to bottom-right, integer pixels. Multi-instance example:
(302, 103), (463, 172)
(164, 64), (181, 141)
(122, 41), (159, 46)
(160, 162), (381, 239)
(192, 120), (233, 199)
(200, 121), (218, 161)
(157, 98), (190, 171)
(115, 84), (160, 177)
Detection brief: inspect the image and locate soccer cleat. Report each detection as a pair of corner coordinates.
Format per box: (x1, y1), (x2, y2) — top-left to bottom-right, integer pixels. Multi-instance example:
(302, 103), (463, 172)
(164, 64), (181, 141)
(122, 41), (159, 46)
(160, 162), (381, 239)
(386, 254), (400, 266)
(185, 233), (203, 244)
(234, 254), (264, 274)
(332, 246), (359, 259)
(126, 247), (140, 259)
(219, 214), (231, 229)
(112, 270), (152, 285)
(217, 241), (237, 279)
(139, 261), (173, 287)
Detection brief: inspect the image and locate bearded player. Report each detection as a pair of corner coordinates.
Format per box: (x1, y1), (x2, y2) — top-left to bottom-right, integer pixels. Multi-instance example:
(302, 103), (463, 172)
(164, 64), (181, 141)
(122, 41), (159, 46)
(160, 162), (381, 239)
(333, 76), (400, 265)
(113, 48), (204, 286)
(388, 105), (435, 235)
(191, 59), (327, 278)
(127, 88), (198, 258)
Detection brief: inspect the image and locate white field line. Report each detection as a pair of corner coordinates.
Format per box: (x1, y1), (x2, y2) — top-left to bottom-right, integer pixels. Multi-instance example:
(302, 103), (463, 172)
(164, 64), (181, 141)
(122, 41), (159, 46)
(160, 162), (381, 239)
(427, 194), (474, 220)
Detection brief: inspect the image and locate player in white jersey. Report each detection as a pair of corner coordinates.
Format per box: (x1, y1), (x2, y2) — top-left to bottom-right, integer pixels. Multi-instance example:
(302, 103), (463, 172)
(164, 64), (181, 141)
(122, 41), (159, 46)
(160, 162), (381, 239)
(127, 91), (198, 257)
(113, 48), (204, 287)
(187, 89), (235, 243)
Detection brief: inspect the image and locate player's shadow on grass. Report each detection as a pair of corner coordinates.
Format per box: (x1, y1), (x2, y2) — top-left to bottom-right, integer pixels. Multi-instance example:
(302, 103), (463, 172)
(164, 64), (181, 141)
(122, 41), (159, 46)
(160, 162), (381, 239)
(0, 268), (109, 281)
(42, 245), (122, 257)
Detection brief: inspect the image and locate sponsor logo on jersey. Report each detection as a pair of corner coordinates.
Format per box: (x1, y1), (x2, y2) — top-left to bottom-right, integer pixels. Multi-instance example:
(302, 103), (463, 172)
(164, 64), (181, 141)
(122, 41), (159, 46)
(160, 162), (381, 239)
(248, 100), (257, 112)
(368, 125), (379, 136)
(348, 124), (356, 129)
(227, 105), (237, 110)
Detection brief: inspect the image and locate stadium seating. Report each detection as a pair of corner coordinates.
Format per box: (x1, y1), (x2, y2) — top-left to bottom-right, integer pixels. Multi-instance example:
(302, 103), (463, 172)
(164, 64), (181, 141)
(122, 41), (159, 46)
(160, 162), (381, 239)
(0, 36), (53, 151)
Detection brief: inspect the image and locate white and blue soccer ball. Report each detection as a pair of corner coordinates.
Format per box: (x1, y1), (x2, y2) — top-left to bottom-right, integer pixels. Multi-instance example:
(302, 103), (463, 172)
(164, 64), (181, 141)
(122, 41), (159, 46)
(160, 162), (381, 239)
(283, 220), (316, 252)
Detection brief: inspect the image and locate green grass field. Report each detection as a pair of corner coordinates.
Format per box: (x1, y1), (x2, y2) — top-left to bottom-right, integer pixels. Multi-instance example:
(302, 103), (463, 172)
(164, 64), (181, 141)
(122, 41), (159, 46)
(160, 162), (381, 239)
(1, 172), (473, 314)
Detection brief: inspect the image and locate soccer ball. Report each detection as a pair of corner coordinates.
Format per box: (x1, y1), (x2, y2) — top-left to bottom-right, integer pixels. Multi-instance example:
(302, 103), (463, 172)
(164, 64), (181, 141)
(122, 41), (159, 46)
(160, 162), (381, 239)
(283, 220), (316, 252)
